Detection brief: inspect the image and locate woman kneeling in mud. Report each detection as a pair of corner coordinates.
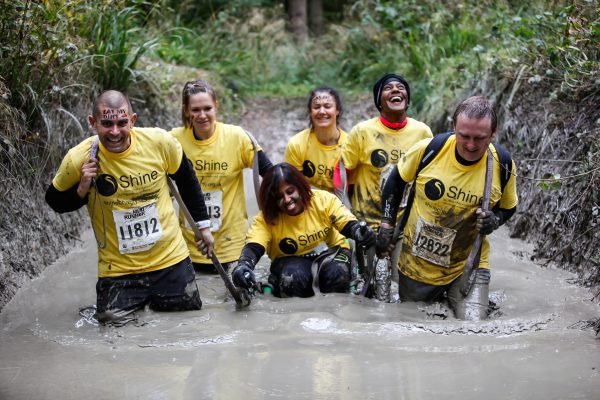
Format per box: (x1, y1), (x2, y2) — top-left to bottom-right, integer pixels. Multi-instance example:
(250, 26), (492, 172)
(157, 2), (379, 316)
(231, 163), (375, 297)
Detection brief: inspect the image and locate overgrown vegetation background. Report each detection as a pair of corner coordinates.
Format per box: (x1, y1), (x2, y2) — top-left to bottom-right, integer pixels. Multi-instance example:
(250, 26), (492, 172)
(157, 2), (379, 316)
(0, 0), (598, 310)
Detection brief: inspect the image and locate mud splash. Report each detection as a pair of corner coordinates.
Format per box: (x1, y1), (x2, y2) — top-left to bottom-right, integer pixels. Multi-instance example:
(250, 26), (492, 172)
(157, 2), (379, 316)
(1, 208), (599, 399)
(1, 109), (600, 398)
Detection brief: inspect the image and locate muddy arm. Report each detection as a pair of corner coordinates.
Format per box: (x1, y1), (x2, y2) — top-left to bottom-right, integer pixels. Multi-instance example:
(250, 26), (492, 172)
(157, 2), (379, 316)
(257, 150), (273, 176)
(239, 242), (265, 270)
(45, 183), (87, 213)
(168, 152), (209, 222)
(381, 165), (407, 225)
(492, 205), (516, 226)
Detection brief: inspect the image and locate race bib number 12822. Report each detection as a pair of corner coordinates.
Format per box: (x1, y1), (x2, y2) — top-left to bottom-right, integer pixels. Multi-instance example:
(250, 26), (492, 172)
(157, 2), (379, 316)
(411, 216), (456, 267)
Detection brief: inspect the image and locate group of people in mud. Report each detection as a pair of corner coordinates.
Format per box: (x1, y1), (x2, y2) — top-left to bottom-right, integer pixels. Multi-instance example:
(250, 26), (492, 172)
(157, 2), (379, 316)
(45, 72), (517, 325)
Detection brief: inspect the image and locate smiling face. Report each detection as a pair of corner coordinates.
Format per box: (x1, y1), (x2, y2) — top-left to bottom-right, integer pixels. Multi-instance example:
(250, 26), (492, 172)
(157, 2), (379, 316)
(379, 80), (408, 120)
(310, 91), (339, 130)
(186, 92), (217, 138)
(88, 101), (137, 153)
(276, 182), (304, 216)
(454, 114), (496, 162)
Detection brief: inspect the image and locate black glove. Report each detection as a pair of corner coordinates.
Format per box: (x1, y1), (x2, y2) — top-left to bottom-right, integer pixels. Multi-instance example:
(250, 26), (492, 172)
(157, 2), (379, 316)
(376, 224), (395, 257)
(351, 221), (376, 248)
(232, 263), (256, 289)
(476, 208), (501, 235)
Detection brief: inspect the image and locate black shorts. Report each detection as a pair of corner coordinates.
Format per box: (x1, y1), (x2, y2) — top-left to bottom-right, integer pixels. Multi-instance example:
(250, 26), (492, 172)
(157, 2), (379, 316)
(96, 257), (202, 324)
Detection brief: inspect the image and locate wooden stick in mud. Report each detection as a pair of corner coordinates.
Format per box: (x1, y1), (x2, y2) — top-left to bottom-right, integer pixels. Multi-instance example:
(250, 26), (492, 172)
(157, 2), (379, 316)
(167, 179), (251, 308)
(459, 148), (494, 296)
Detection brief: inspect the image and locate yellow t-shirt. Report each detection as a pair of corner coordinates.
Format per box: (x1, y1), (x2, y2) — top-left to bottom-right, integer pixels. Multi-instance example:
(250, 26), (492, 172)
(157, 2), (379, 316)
(340, 117), (433, 227)
(52, 128), (189, 278)
(247, 190), (355, 260)
(284, 128), (347, 192)
(397, 135), (518, 285)
(171, 122), (258, 263)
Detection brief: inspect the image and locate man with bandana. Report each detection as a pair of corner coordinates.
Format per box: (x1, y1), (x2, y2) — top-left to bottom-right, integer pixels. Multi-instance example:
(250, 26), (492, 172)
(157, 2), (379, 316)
(45, 90), (214, 325)
(335, 74), (432, 298)
(336, 73), (433, 228)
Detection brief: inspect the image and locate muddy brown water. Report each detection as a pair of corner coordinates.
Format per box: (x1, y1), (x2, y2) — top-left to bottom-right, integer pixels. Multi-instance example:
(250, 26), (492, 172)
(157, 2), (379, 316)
(2, 101), (600, 399)
(1, 170), (599, 399)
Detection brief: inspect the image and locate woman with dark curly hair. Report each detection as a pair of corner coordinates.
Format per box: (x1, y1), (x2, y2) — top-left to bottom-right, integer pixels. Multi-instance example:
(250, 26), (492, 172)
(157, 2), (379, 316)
(231, 163), (376, 298)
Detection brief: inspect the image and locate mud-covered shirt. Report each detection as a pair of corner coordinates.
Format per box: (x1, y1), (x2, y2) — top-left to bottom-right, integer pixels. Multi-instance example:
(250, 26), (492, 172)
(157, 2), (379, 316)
(171, 122), (258, 263)
(397, 135), (518, 285)
(52, 128), (189, 278)
(340, 117), (432, 228)
(284, 128), (347, 192)
(247, 190), (355, 260)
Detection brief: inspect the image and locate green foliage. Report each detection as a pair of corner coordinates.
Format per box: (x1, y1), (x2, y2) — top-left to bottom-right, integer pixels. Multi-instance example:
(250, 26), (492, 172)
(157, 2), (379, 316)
(82, 1), (160, 91)
(169, 0), (278, 22)
(525, 4), (599, 99)
(152, 4), (321, 96)
(147, 0), (599, 128)
(0, 0), (80, 130)
(0, 0), (171, 191)
(538, 174), (562, 191)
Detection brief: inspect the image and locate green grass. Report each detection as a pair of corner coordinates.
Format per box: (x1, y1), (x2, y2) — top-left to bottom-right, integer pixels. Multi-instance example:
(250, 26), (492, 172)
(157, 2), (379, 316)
(144, 0), (599, 125)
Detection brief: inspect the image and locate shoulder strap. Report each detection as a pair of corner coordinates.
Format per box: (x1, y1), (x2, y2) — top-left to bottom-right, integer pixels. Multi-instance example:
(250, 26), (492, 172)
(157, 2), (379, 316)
(491, 142), (512, 193)
(303, 129), (311, 164)
(242, 129), (261, 210)
(396, 132), (452, 232)
(417, 132), (453, 175)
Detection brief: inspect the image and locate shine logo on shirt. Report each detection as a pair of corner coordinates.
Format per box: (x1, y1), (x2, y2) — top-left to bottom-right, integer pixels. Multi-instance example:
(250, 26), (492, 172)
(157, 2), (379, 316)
(195, 159), (228, 171)
(424, 179), (445, 200)
(370, 149), (388, 168)
(279, 227), (332, 254)
(96, 174), (118, 196)
(96, 170), (160, 196)
(279, 238), (298, 254)
(424, 178), (483, 206)
(302, 160), (334, 178)
(302, 160), (316, 177)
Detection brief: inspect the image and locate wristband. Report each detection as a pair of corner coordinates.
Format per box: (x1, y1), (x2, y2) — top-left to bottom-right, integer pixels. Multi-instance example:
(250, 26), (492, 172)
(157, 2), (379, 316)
(195, 220), (211, 230)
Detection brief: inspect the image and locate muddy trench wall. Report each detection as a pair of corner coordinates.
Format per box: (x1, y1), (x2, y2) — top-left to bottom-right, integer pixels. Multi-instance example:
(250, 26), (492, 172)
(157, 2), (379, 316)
(480, 71), (599, 290)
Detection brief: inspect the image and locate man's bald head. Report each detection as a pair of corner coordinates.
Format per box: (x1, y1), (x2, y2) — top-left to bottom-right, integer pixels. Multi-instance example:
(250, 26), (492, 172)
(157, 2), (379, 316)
(92, 90), (133, 119)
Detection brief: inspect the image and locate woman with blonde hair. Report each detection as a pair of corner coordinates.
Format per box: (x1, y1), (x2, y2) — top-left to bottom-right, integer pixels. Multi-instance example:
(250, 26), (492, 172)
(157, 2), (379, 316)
(171, 80), (272, 272)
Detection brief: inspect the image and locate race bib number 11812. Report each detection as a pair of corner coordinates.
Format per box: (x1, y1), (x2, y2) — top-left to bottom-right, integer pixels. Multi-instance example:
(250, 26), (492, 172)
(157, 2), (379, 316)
(113, 202), (163, 254)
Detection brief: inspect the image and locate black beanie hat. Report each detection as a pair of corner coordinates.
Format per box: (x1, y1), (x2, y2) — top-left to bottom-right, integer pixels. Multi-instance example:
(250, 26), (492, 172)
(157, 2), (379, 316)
(373, 73), (410, 111)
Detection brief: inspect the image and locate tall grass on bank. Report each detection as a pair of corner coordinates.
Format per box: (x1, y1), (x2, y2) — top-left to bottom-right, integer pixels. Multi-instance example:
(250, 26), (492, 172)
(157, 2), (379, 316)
(0, 0), (172, 309)
(0, 1), (166, 168)
(83, 2), (160, 92)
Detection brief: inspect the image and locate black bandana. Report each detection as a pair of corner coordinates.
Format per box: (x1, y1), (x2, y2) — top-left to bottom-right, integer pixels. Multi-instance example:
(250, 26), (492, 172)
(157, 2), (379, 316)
(372, 73), (410, 111)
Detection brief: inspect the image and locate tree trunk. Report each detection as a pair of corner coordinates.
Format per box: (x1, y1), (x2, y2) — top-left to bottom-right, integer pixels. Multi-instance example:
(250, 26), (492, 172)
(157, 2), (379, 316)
(308, 0), (323, 36)
(287, 0), (308, 42)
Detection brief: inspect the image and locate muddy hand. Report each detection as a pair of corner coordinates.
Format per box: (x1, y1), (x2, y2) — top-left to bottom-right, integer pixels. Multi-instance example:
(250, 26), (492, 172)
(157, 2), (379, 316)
(232, 263), (255, 289)
(77, 158), (98, 198)
(476, 208), (500, 235)
(352, 221), (376, 248)
(196, 227), (215, 257)
(376, 222), (395, 257)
